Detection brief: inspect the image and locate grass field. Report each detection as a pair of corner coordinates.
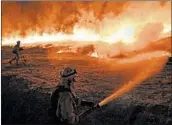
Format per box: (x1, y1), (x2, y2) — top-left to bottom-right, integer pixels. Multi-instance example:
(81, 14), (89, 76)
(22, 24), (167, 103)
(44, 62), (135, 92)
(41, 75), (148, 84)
(1, 44), (172, 125)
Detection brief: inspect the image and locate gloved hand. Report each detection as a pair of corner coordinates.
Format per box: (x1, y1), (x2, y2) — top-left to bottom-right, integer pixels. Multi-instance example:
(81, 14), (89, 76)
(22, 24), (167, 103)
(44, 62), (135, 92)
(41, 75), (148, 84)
(92, 103), (100, 109)
(81, 100), (95, 107)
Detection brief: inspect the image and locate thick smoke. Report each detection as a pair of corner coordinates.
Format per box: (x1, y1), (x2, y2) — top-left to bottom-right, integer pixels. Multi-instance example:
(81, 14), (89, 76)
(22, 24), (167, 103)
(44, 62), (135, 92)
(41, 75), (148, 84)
(74, 1), (171, 53)
(2, 1), (128, 37)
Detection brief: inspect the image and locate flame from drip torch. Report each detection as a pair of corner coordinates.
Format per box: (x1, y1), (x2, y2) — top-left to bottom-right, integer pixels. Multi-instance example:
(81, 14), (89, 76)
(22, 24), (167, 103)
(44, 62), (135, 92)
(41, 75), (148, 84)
(99, 51), (170, 107)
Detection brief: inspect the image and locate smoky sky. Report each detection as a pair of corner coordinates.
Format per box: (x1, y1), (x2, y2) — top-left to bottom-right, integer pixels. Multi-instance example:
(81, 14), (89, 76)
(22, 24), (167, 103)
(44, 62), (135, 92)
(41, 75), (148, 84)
(2, 1), (129, 37)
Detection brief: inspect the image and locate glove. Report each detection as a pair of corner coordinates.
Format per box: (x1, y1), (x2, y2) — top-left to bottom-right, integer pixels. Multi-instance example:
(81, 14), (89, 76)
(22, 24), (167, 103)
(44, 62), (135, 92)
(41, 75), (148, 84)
(92, 103), (100, 109)
(81, 100), (95, 107)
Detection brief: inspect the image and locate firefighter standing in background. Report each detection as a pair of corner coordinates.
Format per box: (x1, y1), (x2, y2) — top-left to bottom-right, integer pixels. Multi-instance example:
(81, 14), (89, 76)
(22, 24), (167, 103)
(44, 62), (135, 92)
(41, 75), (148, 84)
(49, 67), (95, 125)
(9, 40), (23, 65)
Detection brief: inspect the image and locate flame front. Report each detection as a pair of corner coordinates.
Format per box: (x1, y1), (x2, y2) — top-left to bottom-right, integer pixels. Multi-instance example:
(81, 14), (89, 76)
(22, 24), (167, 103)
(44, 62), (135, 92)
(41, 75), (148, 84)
(2, 1), (171, 48)
(2, 25), (137, 46)
(2, 22), (170, 46)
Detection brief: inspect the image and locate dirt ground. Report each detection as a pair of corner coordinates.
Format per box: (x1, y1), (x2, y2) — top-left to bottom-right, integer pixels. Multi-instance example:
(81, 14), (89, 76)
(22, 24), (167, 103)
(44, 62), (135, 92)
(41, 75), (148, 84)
(1, 46), (172, 125)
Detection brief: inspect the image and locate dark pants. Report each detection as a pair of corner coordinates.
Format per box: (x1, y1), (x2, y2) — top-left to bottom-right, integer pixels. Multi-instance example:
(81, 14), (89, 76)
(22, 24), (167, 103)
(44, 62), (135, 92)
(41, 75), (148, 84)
(9, 51), (19, 64)
(48, 108), (74, 125)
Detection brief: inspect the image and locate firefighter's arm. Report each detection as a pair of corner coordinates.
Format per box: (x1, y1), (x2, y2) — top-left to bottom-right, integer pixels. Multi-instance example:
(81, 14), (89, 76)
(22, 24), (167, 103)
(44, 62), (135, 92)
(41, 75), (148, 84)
(80, 100), (95, 107)
(74, 96), (82, 106)
(74, 96), (95, 107)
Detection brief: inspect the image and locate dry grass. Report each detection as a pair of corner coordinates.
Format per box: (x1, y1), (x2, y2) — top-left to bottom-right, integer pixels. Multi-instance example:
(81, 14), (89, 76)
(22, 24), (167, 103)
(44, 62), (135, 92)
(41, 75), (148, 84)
(2, 46), (172, 124)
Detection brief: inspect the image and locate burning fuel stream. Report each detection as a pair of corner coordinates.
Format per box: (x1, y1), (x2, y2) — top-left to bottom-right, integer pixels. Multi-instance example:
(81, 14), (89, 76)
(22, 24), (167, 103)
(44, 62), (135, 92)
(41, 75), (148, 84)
(99, 54), (169, 107)
(79, 52), (170, 119)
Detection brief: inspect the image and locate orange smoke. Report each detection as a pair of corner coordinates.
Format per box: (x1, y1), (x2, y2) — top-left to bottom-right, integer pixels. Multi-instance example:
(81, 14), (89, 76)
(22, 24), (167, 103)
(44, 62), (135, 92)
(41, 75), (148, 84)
(99, 54), (169, 106)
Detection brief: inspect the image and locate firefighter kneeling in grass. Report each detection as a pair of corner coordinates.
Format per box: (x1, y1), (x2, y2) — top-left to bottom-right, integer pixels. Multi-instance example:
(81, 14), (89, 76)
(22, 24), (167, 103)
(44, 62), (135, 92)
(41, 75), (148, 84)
(48, 67), (95, 125)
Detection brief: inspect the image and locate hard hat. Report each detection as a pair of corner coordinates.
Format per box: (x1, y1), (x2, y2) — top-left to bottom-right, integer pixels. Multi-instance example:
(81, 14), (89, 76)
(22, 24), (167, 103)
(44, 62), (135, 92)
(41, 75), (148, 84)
(60, 67), (77, 77)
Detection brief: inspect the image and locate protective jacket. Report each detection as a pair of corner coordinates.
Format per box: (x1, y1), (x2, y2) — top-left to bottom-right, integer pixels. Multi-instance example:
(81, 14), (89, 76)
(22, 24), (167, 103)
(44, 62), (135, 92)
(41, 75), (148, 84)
(50, 85), (81, 125)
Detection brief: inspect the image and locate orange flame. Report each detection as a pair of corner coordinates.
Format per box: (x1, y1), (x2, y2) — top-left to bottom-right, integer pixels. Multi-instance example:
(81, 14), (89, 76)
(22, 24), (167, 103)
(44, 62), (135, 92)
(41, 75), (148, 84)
(2, 1), (171, 47)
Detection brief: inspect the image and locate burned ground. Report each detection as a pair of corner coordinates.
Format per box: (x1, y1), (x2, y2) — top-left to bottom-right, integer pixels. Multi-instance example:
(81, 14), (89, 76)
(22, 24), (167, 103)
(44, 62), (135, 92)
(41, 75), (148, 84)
(1, 46), (172, 125)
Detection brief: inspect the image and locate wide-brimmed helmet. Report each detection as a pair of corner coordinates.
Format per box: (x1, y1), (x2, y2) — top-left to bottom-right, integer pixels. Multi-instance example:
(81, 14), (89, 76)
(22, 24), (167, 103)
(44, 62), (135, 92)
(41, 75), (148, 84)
(60, 67), (77, 78)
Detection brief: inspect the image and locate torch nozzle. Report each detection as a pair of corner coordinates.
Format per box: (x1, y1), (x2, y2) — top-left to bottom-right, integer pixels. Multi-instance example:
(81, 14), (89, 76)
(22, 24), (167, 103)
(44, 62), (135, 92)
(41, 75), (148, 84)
(93, 103), (100, 109)
(79, 103), (101, 120)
